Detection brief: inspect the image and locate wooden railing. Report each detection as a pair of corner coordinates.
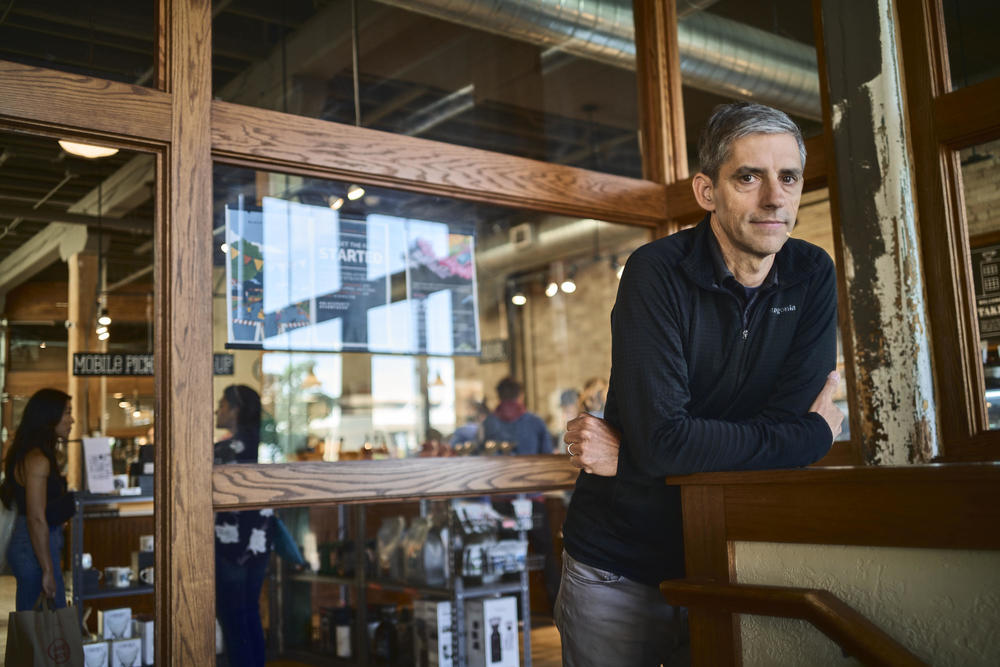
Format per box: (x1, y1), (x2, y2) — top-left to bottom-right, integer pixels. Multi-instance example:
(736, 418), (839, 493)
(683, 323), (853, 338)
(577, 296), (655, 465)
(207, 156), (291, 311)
(660, 580), (926, 666)
(664, 464), (1000, 666)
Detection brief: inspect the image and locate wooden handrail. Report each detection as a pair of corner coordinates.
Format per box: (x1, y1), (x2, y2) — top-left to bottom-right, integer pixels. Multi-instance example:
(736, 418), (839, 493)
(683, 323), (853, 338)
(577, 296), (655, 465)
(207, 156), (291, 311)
(661, 579), (927, 667)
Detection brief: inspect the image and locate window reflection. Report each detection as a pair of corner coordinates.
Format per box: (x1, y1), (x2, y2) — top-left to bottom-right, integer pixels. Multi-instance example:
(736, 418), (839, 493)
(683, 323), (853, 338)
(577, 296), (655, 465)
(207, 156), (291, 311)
(942, 0), (1000, 90)
(212, 165), (648, 461)
(960, 139), (1000, 428)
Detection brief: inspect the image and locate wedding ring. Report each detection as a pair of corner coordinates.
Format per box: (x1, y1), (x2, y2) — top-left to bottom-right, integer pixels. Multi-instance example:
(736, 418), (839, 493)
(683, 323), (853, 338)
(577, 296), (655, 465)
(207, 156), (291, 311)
(568, 443), (578, 457)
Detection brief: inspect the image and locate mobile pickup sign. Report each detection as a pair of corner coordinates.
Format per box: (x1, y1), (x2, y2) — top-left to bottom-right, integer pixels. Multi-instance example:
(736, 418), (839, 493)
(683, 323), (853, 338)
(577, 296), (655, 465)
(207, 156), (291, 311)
(72, 353), (235, 376)
(73, 353), (154, 376)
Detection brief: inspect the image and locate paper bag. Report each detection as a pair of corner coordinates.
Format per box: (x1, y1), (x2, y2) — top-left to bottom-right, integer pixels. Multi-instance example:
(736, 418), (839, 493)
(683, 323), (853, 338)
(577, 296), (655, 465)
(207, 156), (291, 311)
(5, 595), (84, 666)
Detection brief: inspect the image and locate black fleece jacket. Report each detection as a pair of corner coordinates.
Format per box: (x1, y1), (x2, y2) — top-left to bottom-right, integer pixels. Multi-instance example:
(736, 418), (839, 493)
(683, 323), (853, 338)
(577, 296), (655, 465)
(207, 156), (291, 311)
(563, 215), (837, 586)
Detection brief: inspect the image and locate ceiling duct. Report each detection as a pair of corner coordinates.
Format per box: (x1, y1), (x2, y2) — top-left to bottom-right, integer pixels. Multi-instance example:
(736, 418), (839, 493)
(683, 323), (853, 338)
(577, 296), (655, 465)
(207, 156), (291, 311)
(373, 0), (821, 120)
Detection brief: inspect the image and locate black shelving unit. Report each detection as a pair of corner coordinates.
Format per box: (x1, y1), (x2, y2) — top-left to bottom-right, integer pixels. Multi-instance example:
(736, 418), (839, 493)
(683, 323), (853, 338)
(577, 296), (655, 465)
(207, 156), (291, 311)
(280, 495), (535, 666)
(70, 492), (155, 627)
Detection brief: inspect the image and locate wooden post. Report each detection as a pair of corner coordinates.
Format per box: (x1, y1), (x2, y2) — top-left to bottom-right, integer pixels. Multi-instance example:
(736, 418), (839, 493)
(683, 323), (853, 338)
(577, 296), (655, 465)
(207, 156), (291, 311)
(680, 485), (738, 666)
(817, 0), (938, 464)
(156, 0), (214, 664)
(67, 252), (98, 489)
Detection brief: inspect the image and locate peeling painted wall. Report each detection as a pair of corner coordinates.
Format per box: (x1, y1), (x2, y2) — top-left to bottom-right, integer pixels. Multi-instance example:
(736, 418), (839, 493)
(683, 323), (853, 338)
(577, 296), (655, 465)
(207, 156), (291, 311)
(822, 0), (937, 463)
(735, 542), (1000, 666)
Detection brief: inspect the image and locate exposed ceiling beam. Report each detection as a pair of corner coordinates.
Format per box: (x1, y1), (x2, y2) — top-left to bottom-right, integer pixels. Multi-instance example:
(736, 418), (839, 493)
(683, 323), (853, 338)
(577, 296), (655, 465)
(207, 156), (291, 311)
(0, 222), (87, 294)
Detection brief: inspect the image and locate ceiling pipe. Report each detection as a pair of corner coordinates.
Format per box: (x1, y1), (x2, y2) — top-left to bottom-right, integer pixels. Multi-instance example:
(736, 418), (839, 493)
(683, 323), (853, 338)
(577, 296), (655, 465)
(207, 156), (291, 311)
(372, 0), (821, 120)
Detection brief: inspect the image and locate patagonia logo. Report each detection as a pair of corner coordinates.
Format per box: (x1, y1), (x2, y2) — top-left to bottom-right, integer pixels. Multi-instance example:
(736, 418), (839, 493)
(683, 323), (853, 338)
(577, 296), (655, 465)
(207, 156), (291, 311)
(770, 305), (797, 315)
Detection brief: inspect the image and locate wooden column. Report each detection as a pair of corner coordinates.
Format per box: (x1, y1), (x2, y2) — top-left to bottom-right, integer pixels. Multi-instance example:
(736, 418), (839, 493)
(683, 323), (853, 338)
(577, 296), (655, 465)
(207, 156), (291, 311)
(67, 252), (98, 489)
(156, 0), (214, 664)
(817, 0), (938, 464)
(680, 485), (738, 666)
(634, 0), (687, 240)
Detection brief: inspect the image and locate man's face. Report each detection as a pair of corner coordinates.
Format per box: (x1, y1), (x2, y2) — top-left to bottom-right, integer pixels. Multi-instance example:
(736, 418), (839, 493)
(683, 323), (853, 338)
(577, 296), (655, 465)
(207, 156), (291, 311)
(699, 132), (804, 262)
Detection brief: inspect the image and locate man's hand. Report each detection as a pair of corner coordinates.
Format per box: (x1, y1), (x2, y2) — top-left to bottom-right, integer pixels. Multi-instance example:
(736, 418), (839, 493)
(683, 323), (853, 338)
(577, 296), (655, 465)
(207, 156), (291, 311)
(809, 371), (845, 441)
(564, 413), (621, 476)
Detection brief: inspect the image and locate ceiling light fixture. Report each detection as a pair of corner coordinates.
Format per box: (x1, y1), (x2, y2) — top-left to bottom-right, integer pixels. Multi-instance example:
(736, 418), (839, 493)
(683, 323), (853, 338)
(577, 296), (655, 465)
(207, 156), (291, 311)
(58, 140), (119, 159)
(97, 330), (110, 341)
(329, 196), (345, 210)
(511, 290), (527, 306)
(97, 308), (112, 327)
(560, 279), (576, 294)
(346, 184), (365, 201)
(545, 281), (559, 298)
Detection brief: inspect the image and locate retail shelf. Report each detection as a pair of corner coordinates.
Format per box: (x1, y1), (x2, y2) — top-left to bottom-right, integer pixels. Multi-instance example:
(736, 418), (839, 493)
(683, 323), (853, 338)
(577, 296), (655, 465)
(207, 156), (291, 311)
(79, 584), (154, 601)
(289, 572), (524, 599)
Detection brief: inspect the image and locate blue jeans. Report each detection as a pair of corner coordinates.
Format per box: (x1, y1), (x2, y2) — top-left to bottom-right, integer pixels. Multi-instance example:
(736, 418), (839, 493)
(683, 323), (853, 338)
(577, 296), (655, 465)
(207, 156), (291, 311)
(7, 515), (66, 611)
(555, 550), (689, 667)
(215, 554), (268, 667)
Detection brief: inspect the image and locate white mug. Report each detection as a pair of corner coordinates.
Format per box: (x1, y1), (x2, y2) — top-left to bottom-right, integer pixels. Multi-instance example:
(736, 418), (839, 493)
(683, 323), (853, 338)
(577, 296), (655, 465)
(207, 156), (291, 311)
(139, 567), (154, 585)
(138, 535), (154, 552)
(81, 552), (93, 570)
(104, 566), (134, 588)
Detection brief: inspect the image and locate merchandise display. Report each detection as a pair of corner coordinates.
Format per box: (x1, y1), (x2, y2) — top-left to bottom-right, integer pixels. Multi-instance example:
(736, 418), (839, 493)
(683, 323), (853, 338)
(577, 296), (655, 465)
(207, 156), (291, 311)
(465, 597), (519, 667)
(413, 599), (454, 667)
(111, 637), (142, 667)
(83, 640), (110, 667)
(99, 607), (132, 640)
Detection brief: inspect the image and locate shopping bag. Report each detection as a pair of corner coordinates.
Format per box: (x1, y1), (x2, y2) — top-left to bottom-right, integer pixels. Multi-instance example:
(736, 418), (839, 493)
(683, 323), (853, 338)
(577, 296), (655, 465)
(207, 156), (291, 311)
(4, 595), (84, 666)
(0, 500), (17, 573)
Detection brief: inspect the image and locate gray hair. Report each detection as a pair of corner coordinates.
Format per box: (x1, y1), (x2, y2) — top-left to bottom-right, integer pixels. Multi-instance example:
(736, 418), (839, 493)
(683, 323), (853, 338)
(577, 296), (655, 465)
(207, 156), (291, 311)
(697, 102), (806, 182)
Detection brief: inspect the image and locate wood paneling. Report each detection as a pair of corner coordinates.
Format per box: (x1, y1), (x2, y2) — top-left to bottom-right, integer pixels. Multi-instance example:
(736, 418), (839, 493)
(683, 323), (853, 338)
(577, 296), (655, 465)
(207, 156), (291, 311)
(667, 464), (1000, 664)
(0, 61), (170, 142)
(157, 0), (214, 664)
(633, 0), (687, 185)
(211, 101), (666, 227)
(213, 456), (578, 510)
(660, 581), (926, 667)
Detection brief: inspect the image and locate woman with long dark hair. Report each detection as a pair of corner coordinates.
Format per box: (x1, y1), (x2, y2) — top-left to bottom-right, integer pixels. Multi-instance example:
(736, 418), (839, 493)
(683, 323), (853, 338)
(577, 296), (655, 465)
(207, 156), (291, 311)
(0, 388), (75, 610)
(214, 384), (272, 667)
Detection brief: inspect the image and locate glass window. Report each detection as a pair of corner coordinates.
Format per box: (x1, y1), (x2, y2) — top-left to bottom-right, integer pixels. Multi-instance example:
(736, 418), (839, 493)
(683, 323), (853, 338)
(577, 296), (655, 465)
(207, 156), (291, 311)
(210, 0), (642, 178)
(0, 130), (157, 634)
(676, 0), (824, 174)
(961, 139), (1000, 428)
(0, 1), (158, 85)
(212, 164), (649, 461)
(793, 188), (853, 442)
(942, 0), (1000, 90)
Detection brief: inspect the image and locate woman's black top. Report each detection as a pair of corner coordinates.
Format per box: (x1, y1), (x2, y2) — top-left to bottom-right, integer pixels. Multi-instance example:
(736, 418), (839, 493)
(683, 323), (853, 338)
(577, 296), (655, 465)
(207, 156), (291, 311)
(14, 466), (73, 526)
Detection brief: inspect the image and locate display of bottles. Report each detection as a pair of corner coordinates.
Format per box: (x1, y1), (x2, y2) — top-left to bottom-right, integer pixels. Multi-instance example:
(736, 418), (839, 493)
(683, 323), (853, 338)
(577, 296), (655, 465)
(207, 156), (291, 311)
(372, 604), (399, 665)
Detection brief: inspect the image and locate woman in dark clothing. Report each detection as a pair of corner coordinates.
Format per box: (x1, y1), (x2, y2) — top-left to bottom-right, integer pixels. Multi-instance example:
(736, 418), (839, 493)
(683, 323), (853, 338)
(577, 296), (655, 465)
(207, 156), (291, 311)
(1, 388), (75, 610)
(214, 384), (273, 667)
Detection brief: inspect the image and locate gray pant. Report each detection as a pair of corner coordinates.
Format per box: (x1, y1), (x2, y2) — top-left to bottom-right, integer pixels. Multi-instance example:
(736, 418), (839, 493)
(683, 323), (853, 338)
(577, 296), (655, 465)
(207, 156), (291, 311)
(554, 550), (690, 667)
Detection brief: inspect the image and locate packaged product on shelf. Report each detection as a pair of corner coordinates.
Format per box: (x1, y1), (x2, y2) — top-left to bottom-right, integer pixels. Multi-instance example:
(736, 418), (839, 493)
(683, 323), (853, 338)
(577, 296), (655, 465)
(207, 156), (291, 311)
(130, 550), (154, 579)
(402, 516), (449, 586)
(110, 637), (142, 667)
(465, 597), (518, 667)
(133, 616), (154, 665)
(320, 606), (354, 658)
(82, 640), (110, 667)
(413, 599), (453, 667)
(99, 607), (132, 640)
(376, 516), (406, 580)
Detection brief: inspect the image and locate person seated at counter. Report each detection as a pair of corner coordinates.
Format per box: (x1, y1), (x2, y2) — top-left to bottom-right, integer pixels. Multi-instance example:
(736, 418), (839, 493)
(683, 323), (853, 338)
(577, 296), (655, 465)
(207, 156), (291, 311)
(482, 377), (553, 455)
(213, 384), (273, 667)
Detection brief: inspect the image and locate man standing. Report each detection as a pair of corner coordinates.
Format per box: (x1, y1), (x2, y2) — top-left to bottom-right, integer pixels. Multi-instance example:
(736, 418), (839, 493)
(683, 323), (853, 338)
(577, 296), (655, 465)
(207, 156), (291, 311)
(555, 103), (844, 666)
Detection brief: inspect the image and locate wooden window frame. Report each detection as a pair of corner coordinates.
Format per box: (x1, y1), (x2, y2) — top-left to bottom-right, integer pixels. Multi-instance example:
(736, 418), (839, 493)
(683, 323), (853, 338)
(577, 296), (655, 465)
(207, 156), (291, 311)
(0, 1), (845, 663)
(898, 0), (1000, 461)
